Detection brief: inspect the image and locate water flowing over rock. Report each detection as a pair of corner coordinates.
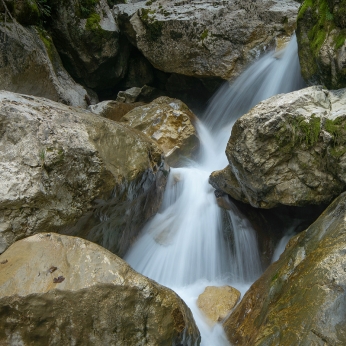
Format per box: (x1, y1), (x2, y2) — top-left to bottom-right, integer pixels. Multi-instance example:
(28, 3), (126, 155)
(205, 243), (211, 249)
(0, 22), (93, 107)
(210, 86), (346, 208)
(120, 96), (200, 166)
(116, 0), (299, 81)
(48, 0), (129, 90)
(197, 286), (240, 324)
(0, 91), (167, 255)
(297, 0), (346, 89)
(0, 233), (201, 346)
(223, 191), (346, 346)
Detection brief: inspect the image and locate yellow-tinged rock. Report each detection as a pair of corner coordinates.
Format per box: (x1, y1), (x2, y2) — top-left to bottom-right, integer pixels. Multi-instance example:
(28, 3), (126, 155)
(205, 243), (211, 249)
(197, 285), (241, 323)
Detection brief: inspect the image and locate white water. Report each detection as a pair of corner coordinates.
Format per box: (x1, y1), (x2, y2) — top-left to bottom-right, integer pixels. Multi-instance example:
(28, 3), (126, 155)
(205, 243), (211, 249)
(125, 36), (305, 345)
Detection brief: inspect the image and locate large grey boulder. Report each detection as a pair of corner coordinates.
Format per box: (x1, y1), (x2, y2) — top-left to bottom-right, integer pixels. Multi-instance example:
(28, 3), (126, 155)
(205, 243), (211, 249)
(210, 86), (346, 208)
(0, 22), (94, 107)
(48, 0), (129, 90)
(0, 233), (201, 346)
(0, 91), (167, 255)
(223, 191), (346, 346)
(116, 0), (299, 81)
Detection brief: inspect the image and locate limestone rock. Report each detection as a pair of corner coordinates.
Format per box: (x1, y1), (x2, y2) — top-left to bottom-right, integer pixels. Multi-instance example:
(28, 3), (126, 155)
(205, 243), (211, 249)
(297, 0), (346, 89)
(89, 100), (144, 122)
(210, 86), (346, 208)
(0, 233), (201, 346)
(0, 23), (94, 107)
(116, 86), (142, 103)
(197, 286), (240, 323)
(0, 91), (167, 255)
(116, 0), (299, 81)
(223, 191), (346, 346)
(121, 96), (200, 166)
(48, 0), (129, 90)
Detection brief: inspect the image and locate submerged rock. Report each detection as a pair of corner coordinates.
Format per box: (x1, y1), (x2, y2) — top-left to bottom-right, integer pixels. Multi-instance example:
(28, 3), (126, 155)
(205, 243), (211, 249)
(120, 97), (200, 166)
(210, 86), (346, 208)
(223, 191), (346, 345)
(297, 0), (346, 89)
(0, 91), (167, 255)
(116, 0), (299, 81)
(197, 286), (240, 324)
(0, 22), (93, 107)
(0, 233), (201, 346)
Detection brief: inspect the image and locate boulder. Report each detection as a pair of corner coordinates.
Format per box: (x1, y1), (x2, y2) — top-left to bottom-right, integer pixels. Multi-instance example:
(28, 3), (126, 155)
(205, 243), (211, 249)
(297, 0), (346, 89)
(116, 0), (299, 81)
(210, 86), (346, 208)
(223, 191), (346, 346)
(0, 233), (201, 346)
(0, 91), (167, 255)
(0, 22), (94, 107)
(89, 100), (144, 122)
(120, 96), (200, 166)
(197, 286), (240, 324)
(48, 0), (129, 90)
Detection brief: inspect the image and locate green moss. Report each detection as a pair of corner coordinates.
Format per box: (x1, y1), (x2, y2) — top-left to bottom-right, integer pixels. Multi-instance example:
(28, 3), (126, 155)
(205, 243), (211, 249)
(325, 117), (346, 158)
(79, 0), (99, 19)
(37, 27), (54, 61)
(296, 116), (321, 146)
(200, 29), (208, 41)
(334, 30), (346, 49)
(86, 13), (101, 31)
(140, 8), (163, 41)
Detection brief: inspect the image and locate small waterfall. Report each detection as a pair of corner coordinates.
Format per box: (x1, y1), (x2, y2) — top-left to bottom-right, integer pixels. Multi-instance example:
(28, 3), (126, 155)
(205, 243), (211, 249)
(125, 35), (305, 345)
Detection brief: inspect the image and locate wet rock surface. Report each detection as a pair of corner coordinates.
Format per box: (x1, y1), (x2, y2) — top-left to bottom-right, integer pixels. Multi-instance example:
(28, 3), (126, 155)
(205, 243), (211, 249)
(116, 0), (299, 81)
(197, 286), (240, 324)
(0, 233), (201, 346)
(223, 191), (346, 346)
(121, 96), (200, 166)
(210, 86), (346, 208)
(0, 91), (167, 255)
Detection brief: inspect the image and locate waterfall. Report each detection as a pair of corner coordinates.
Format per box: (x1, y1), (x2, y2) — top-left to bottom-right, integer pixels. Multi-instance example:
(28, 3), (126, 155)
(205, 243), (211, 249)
(125, 35), (305, 345)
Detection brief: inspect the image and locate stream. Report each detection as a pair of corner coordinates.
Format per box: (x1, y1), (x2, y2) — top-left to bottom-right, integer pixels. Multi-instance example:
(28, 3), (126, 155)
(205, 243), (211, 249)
(125, 35), (306, 345)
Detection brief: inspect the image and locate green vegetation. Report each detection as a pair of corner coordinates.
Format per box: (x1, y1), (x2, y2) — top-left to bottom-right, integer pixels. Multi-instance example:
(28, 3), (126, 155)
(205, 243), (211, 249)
(200, 29), (208, 41)
(80, 0), (99, 19)
(140, 8), (163, 41)
(37, 27), (54, 60)
(86, 13), (101, 31)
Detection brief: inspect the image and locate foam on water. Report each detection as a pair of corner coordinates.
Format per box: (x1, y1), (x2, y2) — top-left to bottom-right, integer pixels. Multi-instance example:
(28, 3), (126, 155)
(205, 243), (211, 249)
(125, 35), (305, 345)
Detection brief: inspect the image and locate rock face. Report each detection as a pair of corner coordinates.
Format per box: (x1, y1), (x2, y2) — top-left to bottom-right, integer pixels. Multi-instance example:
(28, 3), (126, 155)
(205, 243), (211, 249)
(0, 233), (201, 346)
(223, 191), (346, 346)
(116, 0), (299, 81)
(210, 86), (346, 208)
(297, 0), (346, 89)
(89, 100), (144, 122)
(121, 97), (200, 166)
(197, 286), (240, 323)
(0, 91), (167, 255)
(0, 22), (93, 107)
(48, 0), (129, 90)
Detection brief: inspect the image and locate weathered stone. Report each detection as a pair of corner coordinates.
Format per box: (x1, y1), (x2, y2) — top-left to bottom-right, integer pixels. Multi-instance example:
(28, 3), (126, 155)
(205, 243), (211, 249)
(0, 233), (201, 346)
(210, 86), (346, 208)
(116, 86), (142, 103)
(116, 0), (299, 81)
(224, 191), (346, 346)
(297, 0), (346, 89)
(48, 0), (129, 90)
(89, 100), (144, 122)
(197, 286), (240, 323)
(121, 96), (200, 166)
(0, 91), (167, 255)
(0, 23), (94, 107)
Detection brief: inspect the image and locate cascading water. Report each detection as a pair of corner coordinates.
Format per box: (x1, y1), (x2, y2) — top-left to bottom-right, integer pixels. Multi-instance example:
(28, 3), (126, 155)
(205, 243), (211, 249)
(125, 35), (305, 345)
